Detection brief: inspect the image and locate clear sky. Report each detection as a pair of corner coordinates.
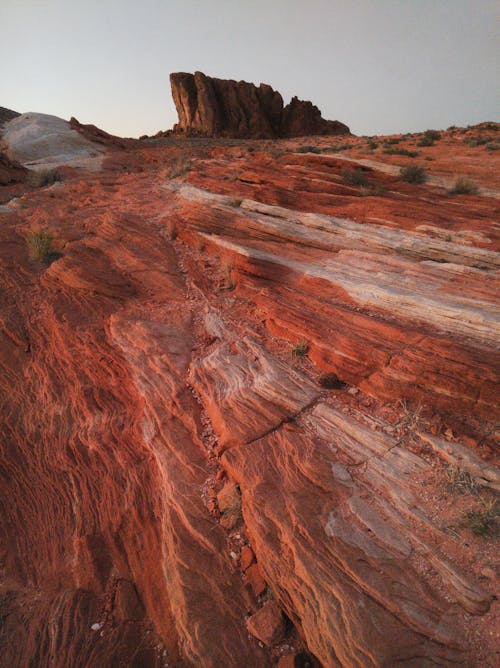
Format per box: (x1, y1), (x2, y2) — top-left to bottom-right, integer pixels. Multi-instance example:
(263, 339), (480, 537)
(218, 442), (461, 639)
(1, 0), (498, 138)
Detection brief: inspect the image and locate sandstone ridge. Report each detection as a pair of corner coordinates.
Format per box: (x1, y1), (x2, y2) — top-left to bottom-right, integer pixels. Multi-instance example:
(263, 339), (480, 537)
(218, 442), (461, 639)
(170, 71), (350, 138)
(0, 123), (498, 666)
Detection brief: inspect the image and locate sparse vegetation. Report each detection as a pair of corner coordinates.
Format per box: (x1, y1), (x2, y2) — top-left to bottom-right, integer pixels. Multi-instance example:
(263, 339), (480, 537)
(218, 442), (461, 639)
(167, 157), (191, 179)
(26, 229), (56, 263)
(417, 136), (435, 147)
(400, 165), (427, 184)
(463, 136), (489, 147)
(462, 499), (499, 537)
(27, 168), (61, 188)
(292, 342), (309, 357)
(341, 167), (368, 187)
(318, 372), (345, 389)
(296, 145), (321, 154)
(383, 148), (419, 157)
(486, 142), (500, 151)
(423, 129), (441, 141)
(445, 465), (480, 495)
(383, 137), (401, 145)
(449, 177), (478, 195)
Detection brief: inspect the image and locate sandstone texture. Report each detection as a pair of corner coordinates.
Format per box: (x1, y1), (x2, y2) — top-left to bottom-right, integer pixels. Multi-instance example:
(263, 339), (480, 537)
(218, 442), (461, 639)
(169, 71), (350, 138)
(1, 112), (106, 169)
(0, 122), (498, 666)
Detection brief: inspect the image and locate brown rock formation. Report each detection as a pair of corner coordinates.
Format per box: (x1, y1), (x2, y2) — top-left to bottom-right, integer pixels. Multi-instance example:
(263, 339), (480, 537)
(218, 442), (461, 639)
(170, 71), (350, 138)
(0, 125), (498, 666)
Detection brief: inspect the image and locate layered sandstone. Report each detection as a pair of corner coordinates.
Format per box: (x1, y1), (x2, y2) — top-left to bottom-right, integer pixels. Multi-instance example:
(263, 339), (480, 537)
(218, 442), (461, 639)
(0, 124), (498, 666)
(169, 71), (350, 138)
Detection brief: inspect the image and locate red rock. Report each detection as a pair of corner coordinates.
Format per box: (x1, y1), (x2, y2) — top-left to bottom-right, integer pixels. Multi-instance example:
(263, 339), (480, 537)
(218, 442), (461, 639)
(240, 545), (255, 571)
(1, 122), (498, 667)
(169, 71), (349, 138)
(245, 563), (267, 597)
(217, 482), (242, 529)
(113, 579), (145, 621)
(246, 600), (285, 646)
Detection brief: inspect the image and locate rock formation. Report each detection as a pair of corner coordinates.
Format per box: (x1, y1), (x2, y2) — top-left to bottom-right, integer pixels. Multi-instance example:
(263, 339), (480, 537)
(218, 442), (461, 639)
(1, 112), (105, 169)
(0, 105), (20, 128)
(0, 123), (498, 666)
(170, 71), (350, 138)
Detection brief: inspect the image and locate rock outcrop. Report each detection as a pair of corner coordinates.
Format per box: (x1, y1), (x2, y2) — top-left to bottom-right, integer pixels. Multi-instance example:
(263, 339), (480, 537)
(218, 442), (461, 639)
(0, 105), (20, 128)
(0, 126), (498, 666)
(170, 71), (350, 138)
(1, 112), (105, 169)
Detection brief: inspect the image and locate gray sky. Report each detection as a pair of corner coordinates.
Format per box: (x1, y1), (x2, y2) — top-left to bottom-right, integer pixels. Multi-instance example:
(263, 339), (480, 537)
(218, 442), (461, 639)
(1, 0), (498, 137)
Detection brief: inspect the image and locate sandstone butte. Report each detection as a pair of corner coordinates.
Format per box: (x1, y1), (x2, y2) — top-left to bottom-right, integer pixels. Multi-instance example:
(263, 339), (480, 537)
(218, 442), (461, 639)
(168, 71), (350, 138)
(0, 95), (499, 668)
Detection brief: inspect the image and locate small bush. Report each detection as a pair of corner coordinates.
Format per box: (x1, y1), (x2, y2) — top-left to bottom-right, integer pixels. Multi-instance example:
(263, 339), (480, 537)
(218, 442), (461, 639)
(28, 168), (61, 188)
(464, 136), (489, 148)
(449, 178), (478, 195)
(27, 229), (55, 263)
(167, 157), (191, 179)
(367, 139), (378, 150)
(292, 342), (309, 357)
(384, 148), (419, 157)
(296, 145), (320, 154)
(400, 165), (427, 184)
(341, 167), (368, 187)
(228, 196), (242, 208)
(486, 142), (500, 151)
(418, 136), (435, 147)
(383, 137), (401, 145)
(423, 129), (441, 141)
(318, 372), (345, 389)
(463, 500), (499, 537)
(445, 466), (479, 495)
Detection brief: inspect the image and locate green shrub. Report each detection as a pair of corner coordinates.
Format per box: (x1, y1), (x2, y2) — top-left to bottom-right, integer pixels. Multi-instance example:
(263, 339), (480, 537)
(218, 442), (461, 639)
(167, 157), (191, 179)
(296, 145), (320, 153)
(384, 148), (419, 157)
(341, 167), (368, 187)
(27, 229), (55, 263)
(400, 165), (427, 184)
(292, 342), (309, 357)
(463, 500), (499, 536)
(418, 136), (435, 147)
(486, 142), (500, 151)
(449, 177), (478, 195)
(383, 137), (401, 145)
(423, 129), (441, 141)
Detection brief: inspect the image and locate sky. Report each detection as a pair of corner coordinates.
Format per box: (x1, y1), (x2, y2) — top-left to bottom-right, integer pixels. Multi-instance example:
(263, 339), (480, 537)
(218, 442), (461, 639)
(1, 0), (498, 138)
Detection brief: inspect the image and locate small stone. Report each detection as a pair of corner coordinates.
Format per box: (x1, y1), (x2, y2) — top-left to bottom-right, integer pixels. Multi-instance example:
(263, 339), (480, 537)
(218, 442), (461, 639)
(347, 387), (359, 395)
(480, 566), (496, 580)
(90, 622), (102, 631)
(245, 563), (267, 596)
(240, 545), (255, 571)
(217, 483), (241, 530)
(246, 600), (285, 646)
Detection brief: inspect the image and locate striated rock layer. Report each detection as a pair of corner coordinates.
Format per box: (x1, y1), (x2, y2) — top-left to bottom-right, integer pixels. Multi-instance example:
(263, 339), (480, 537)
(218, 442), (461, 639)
(0, 126), (498, 666)
(170, 71), (350, 138)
